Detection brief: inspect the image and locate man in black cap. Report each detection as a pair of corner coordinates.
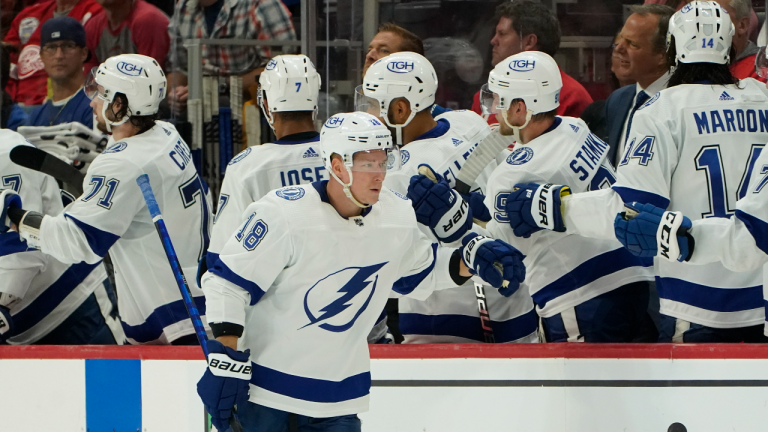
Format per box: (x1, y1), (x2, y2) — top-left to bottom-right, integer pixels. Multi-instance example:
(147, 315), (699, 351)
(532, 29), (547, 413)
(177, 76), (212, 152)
(26, 16), (93, 128)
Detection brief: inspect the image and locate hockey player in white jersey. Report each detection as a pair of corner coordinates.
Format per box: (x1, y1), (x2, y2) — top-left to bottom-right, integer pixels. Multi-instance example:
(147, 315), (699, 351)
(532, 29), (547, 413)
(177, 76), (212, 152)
(357, 51), (537, 343)
(413, 51), (656, 342)
(4, 54), (212, 345)
(506, 1), (768, 342)
(196, 112), (526, 431)
(0, 129), (123, 344)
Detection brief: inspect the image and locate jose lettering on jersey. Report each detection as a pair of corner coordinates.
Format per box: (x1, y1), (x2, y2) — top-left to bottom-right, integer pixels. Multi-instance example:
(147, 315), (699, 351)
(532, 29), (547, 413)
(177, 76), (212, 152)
(280, 166), (327, 186)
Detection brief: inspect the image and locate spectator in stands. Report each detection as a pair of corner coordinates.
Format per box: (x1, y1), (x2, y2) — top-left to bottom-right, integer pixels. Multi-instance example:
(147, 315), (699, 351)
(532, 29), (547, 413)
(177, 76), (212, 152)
(470, 0), (593, 124)
(1, 45), (29, 129)
(166, 0), (297, 115)
(604, 4), (674, 166)
(83, 0), (169, 72)
(27, 17), (92, 127)
(3, 0), (102, 106)
(363, 23), (423, 77)
(720, 0), (761, 80)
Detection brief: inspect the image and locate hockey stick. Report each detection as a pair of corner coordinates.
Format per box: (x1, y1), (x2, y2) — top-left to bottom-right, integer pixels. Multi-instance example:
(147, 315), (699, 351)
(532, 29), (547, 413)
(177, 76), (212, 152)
(453, 130), (511, 195)
(474, 283), (494, 343)
(10, 146), (85, 195)
(136, 174), (244, 432)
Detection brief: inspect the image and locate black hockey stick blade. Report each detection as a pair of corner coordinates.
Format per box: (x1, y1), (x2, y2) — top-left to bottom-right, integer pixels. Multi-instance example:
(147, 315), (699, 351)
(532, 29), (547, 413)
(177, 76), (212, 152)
(454, 130), (512, 195)
(10, 145), (85, 195)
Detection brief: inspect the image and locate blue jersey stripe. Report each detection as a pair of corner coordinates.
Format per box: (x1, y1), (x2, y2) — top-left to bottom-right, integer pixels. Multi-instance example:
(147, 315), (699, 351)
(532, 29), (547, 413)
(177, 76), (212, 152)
(210, 259), (266, 305)
(392, 243), (438, 295)
(735, 209), (768, 255)
(399, 309), (538, 343)
(121, 295), (206, 343)
(533, 247), (649, 309)
(12, 261), (101, 334)
(65, 214), (120, 258)
(657, 277), (763, 312)
(85, 359), (141, 431)
(250, 362), (370, 403)
(612, 186), (670, 209)
(0, 231), (32, 257)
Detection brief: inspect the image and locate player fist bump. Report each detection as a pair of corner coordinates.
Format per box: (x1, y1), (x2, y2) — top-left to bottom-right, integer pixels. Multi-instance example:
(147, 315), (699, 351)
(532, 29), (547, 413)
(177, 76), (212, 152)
(459, 232), (525, 296)
(614, 202), (694, 262)
(408, 164), (472, 243)
(197, 339), (251, 432)
(1, 189), (22, 233)
(505, 183), (570, 238)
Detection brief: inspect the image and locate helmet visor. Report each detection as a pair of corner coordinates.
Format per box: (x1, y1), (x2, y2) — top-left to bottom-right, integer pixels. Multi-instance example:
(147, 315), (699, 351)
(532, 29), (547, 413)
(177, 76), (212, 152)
(480, 83), (503, 116)
(84, 67), (101, 100)
(349, 148), (401, 173)
(354, 85), (382, 117)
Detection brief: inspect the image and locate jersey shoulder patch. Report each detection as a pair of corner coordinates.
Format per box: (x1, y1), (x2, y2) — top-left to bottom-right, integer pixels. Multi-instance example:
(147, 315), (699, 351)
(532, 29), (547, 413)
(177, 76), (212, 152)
(506, 147), (534, 165)
(103, 141), (128, 154)
(400, 149), (411, 165)
(637, 92), (660, 111)
(275, 186), (306, 201)
(229, 147), (252, 165)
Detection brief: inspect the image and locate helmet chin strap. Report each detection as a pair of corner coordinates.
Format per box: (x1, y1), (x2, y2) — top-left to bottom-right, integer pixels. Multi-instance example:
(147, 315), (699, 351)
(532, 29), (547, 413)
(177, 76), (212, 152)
(329, 166), (371, 209)
(383, 106), (417, 146)
(500, 108), (533, 143)
(102, 101), (130, 133)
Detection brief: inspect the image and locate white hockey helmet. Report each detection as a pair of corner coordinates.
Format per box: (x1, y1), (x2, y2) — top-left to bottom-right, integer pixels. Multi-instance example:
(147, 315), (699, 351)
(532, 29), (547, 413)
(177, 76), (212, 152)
(258, 54), (322, 130)
(481, 51), (562, 135)
(356, 52), (438, 144)
(667, 1), (734, 65)
(320, 112), (400, 208)
(85, 54), (166, 132)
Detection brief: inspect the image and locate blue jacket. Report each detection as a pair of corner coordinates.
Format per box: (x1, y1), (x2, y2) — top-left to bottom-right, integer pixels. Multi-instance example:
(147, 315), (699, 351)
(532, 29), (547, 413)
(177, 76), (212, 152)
(26, 89), (93, 128)
(604, 85), (635, 166)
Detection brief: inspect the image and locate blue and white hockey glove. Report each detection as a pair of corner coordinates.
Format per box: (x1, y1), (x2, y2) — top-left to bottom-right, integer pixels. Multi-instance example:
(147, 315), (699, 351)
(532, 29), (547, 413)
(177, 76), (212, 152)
(614, 202), (694, 262)
(504, 183), (570, 238)
(197, 339), (251, 432)
(0, 305), (13, 343)
(459, 232), (525, 295)
(461, 191), (491, 223)
(0, 189), (22, 234)
(408, 164), (472, 243)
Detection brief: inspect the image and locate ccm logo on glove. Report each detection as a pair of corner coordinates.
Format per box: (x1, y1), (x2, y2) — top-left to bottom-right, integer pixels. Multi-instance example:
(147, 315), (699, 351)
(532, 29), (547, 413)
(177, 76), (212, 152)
(207, 353), (252, 379)
(659, 212), (680, 260)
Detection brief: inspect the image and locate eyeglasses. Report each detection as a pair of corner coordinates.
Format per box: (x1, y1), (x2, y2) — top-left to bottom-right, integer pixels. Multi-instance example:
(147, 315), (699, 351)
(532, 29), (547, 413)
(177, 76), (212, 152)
(41, 42), (81, 55)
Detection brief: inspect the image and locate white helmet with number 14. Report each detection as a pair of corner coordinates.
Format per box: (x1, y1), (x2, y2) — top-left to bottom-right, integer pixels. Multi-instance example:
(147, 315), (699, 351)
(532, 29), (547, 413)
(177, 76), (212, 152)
(667, 1), (734, 65)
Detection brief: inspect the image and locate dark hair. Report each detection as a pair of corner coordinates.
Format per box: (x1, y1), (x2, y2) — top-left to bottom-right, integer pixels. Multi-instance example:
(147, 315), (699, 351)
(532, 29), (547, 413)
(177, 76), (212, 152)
(494, 0), (561, 56)
(628, 4), (675, 54)
(666, 36), (738, 87)
(275, 111), (314, 122)
(112, 93), (157, 133)
(378, 23), (424, 55)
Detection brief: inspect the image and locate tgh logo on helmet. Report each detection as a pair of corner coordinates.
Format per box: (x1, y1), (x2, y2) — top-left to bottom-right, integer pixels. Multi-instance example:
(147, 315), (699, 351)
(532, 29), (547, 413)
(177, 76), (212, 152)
(265, 59), (277, 70)
(386, 61), (414, 73)
(117, 62), (143, 76)
(325, 116), (344, 128)
(509, 59), (536, 72)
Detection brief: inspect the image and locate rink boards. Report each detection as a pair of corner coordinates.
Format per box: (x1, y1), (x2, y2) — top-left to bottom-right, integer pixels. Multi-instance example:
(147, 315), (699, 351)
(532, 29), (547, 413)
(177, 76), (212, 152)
(1, 343), (768, 431)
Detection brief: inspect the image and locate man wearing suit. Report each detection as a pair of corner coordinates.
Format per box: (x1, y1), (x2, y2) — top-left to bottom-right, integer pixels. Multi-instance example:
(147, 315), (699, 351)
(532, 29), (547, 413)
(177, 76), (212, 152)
(605, 4), (674, 165)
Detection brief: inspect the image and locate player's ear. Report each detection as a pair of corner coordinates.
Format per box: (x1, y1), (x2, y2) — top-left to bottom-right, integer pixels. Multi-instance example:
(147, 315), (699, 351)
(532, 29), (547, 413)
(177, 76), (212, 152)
(522, 33), (538, 52)
(331, 154), (349, 181)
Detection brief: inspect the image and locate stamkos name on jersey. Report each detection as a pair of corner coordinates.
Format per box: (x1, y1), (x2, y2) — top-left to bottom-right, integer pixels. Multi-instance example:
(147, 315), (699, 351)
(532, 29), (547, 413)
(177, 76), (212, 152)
(569, 134), (608, 181)
(693, 108), (768, 135)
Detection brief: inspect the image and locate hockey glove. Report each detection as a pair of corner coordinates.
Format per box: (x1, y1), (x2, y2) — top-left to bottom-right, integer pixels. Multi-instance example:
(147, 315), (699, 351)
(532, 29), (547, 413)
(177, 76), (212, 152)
(407, 164), (472, 243)
(459, 232), (526, 295)
(0, 305), (13, 343)
(505, 183), (570, 238)
(614, 202), (694, 262)
(461, 191), (491, 223)
(1, 190), (22, 234)
(197, 339), (251, 432)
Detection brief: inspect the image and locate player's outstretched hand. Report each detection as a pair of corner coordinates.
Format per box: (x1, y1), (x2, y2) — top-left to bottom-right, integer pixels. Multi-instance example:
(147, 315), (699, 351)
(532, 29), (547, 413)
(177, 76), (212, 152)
(407, 164), (472, 242)
(459, 233), (525, 295)
(1, 190), (22, 234)
(614, 202), (694, 262)
(504, 183), (570, 238)
(197, 339), (251, 432)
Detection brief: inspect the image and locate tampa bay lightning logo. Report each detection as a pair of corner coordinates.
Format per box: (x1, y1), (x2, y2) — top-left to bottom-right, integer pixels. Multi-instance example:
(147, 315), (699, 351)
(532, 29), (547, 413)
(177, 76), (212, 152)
(276, 186), (305, 200)
(637, 93), (660, 111)
(400, 149), (410, 165)
(103, 141), (128, 154)
(301, 263), (387, 332)
(229, 147), (252, 165)
(506, 147), (534, 165)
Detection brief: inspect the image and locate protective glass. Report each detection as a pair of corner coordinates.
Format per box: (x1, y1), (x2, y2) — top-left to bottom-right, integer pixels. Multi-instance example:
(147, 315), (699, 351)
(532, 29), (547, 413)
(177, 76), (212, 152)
(353, 85), (382, 117)
(479, 83), (503, 116)
(84, 68), (107, 101)
(348, 148), (401, 173)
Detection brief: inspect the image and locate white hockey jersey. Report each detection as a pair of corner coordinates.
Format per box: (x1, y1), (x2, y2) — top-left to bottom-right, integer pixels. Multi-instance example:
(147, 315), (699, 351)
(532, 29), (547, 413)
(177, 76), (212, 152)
(562, 79), (768, 328)
(36, 122), (212, 344)
(484, 117), (653, 318)
(202, 182), (458, 417)
(384, 114), (537, 343)
(0, 130), (114, 344)
(208, 133), (324, 264)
